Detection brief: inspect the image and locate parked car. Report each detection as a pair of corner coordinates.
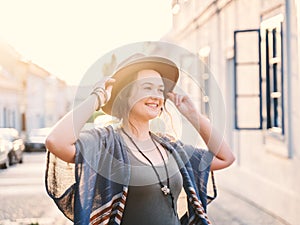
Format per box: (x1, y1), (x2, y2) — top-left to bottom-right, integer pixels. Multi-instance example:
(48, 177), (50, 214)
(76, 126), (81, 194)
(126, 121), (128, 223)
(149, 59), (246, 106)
(25, 127), (51, 152)
(0, 137), (11, 169)
(0, 128), (25, 166)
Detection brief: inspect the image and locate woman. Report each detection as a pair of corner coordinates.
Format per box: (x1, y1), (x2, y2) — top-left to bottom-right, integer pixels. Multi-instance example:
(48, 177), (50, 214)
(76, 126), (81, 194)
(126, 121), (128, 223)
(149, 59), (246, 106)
(45, 54), (235, 225)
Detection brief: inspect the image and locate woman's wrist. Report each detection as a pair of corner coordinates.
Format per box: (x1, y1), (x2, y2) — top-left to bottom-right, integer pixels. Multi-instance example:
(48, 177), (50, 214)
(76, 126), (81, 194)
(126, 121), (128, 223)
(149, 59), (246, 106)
(187, 111), (210, 133)
(89, 94), (101, 111)
(185, 109), (201, 125)
(90, 87), (108, 111)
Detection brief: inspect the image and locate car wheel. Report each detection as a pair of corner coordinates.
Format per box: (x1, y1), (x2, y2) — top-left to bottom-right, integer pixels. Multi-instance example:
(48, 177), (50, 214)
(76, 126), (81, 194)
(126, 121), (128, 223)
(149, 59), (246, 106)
(8, 154), (14, 166)
(1, 157), (9, 169)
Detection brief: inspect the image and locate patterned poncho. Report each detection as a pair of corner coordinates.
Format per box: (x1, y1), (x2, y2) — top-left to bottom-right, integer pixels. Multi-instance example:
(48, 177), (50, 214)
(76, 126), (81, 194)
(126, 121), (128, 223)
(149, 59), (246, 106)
(45, 126), (213, 225)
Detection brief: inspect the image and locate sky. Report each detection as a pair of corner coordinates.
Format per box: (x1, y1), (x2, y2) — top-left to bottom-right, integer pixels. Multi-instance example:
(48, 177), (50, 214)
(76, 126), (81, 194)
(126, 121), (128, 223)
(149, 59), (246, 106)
(0, 0), (173, 85)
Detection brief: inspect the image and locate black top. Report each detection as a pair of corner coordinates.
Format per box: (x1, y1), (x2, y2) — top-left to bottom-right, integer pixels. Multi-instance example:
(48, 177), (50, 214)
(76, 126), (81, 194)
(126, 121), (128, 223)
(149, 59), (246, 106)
(121, 146), (183, 225)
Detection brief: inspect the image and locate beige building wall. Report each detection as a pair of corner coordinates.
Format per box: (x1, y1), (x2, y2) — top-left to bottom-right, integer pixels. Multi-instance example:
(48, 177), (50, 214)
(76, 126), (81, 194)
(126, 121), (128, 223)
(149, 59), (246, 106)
(0, 41), (69, 137)
(165, 0), (300, 224)
(0, 69), (23, 131)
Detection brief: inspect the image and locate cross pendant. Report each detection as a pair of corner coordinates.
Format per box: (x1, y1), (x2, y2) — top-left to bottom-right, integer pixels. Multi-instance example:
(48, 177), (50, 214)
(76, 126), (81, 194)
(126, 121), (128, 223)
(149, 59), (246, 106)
(161, 185), (170, 195)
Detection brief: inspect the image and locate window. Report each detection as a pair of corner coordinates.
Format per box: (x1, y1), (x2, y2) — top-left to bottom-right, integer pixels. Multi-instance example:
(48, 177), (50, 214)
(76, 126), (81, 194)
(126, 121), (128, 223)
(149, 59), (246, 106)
(3, 107), (7, 127)
(198, 46), (211, 118)
(261, 14), (284, 136)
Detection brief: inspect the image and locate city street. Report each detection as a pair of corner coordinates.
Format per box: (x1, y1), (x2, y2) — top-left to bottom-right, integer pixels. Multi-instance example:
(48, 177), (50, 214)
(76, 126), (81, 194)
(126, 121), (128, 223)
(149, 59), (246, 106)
(0, 152), (289, 225)
(0, 152), (71, 225)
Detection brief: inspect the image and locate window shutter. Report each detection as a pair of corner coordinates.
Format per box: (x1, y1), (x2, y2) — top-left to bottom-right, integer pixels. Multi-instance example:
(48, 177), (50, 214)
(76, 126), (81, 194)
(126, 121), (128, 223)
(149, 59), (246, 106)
(233, 29), (262, 130)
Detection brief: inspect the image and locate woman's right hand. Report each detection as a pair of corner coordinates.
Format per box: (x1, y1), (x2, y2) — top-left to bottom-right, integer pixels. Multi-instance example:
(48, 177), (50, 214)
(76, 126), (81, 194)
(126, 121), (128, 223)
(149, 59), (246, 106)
(92, 78), (115, 109)
(105, 78), (115, 100)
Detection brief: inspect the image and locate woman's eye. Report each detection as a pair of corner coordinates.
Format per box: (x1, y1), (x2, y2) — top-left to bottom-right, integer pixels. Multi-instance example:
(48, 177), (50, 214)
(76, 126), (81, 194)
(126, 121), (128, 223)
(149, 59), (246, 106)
(144, 86), (152, 90)
(159, 88), (164, 93)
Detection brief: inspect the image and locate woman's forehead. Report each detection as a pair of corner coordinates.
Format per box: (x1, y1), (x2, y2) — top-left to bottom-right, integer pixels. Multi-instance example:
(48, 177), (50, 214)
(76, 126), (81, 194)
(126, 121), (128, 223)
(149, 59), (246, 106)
(136, 69), (164, 85)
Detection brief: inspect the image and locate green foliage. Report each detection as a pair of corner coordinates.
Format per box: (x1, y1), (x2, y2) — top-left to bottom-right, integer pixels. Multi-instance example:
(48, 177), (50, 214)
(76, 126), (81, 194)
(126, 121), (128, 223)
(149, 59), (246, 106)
(87, 111), (105, 123)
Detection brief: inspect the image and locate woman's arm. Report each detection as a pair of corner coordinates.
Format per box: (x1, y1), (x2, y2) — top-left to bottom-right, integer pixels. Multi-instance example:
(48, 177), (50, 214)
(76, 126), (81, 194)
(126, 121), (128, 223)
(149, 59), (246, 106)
(45, 79), (115, 163)
(167, 92), (235, 170)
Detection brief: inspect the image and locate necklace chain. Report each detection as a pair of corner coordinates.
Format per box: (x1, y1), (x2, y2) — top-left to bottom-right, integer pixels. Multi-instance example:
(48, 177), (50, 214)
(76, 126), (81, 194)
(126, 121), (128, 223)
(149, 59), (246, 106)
(121, 128), (176, 215)
(150, 132), (171, 194)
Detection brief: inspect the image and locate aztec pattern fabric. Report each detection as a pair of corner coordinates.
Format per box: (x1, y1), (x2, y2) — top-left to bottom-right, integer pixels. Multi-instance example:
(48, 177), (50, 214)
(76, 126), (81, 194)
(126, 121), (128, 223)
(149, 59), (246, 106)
(45, 126), (213, 225)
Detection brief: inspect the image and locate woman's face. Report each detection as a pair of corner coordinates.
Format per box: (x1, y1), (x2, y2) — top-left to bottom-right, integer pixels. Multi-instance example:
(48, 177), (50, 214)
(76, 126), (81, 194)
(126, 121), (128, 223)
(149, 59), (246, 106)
(128, 69), (165, 121)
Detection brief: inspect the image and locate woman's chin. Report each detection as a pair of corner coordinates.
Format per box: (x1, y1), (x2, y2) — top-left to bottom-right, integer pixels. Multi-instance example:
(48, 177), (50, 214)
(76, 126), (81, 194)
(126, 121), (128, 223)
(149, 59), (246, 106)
(144, 111), (160, 120)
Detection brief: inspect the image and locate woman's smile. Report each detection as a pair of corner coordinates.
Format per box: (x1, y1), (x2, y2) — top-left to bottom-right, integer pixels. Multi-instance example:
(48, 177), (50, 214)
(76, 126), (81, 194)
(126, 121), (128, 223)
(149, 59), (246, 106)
(145, 101), (161, 109)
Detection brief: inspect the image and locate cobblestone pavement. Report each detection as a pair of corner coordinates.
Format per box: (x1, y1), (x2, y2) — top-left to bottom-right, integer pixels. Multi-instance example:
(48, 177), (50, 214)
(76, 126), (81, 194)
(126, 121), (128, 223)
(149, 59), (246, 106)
(0, 152), (290, 225)
(177, 187), (289, 225)
(207, 188), (290, 225)
(0, 194), (70, 225)
(0, 152), (71, 225)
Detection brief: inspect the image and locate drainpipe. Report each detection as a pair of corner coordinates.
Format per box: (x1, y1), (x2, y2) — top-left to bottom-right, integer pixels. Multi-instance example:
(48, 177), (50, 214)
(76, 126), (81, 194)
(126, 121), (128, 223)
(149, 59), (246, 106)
(285, 0), (293, 158)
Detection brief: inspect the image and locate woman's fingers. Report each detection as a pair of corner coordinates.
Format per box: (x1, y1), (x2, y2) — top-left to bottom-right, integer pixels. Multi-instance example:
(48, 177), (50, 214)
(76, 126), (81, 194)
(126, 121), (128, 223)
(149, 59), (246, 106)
(104, 78), (115, 101)
(177, 95), (185, 106)
(167, 92), (197, 118)
(167, 92), (175, 102)
(94, 78), (115, 89)
(92, 78), (116, 104)
(105, 78), (116, 89)
(167, 92), (184, 106)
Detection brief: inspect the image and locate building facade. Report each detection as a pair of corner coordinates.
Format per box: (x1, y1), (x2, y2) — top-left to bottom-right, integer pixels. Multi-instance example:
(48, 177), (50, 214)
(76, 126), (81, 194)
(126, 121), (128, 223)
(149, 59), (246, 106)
(0, 68), (23, 131)
(0, 41), (69, 138)
(165, 0), (300, 224)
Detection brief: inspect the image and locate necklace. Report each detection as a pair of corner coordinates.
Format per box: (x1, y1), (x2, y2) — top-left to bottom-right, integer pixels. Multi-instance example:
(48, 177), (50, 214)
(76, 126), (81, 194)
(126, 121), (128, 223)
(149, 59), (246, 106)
(121, 128), (176, 215)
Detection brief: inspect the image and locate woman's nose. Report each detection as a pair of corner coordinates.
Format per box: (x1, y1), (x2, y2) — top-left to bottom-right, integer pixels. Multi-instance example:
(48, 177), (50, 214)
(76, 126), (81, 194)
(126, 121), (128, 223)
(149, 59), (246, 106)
(150, 89), (164, 99)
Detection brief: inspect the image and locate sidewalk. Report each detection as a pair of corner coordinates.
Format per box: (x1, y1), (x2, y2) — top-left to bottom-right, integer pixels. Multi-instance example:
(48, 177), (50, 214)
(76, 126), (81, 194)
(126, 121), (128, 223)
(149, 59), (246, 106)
(44, 186), (291, 225)
(206, 187), (290, 225)
(177, 185), (290, 225)
(0, 206), (72, 225)
(1, 187), (290, 225)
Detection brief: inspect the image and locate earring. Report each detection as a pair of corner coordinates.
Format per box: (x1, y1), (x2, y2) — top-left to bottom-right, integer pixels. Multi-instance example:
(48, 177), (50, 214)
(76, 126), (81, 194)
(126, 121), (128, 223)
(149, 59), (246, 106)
(159, 107), (163, 117)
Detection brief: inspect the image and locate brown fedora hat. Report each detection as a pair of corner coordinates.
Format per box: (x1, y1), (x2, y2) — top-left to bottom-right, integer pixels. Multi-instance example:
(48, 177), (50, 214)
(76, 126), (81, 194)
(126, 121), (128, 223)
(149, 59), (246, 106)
(102, 54), (179, 115)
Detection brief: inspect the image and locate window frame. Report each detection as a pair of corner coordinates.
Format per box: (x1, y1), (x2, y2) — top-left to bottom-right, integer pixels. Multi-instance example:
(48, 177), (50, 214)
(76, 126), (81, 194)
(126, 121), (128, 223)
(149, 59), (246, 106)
(198, 46), (211, 118)
(261, 14), (285, 137)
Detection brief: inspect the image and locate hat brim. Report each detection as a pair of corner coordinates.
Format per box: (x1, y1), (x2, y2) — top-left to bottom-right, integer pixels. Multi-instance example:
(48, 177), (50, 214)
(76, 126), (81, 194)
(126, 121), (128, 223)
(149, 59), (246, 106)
(102, 56), (179, 115)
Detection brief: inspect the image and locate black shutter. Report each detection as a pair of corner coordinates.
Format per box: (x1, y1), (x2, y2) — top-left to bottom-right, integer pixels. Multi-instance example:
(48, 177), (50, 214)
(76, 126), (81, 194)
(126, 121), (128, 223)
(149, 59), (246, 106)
(233, 29), (262, 130)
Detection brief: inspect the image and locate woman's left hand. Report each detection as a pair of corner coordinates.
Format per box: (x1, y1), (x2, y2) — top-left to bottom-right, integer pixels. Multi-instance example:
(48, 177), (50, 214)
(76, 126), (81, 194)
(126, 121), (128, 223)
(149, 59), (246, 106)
(168, 92), (235, 171)
(167, 92), (197, 119)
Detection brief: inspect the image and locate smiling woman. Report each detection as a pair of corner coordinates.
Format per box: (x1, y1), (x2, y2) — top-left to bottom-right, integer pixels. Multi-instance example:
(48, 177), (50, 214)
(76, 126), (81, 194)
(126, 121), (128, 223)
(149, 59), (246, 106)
(45, 51), (235, 225)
